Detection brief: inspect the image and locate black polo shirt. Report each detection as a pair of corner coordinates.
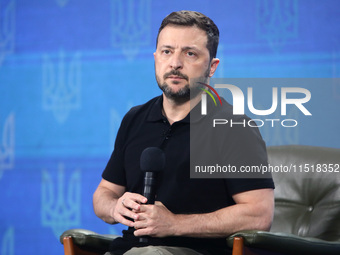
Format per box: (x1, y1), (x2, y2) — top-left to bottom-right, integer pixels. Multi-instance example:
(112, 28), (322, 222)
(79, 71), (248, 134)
(102, 95), (274, 255)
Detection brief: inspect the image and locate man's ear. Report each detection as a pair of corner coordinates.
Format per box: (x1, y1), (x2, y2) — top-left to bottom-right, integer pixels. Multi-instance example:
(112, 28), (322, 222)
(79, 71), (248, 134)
(209, 58), (220, 77)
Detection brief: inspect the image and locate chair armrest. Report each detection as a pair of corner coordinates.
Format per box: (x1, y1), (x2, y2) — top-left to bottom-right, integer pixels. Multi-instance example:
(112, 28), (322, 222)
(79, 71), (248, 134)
(227, 230), (340, 255)
(60, 228), (120, 253)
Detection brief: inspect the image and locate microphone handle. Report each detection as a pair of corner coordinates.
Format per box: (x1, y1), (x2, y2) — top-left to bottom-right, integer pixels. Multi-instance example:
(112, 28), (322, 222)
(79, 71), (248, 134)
(139, 172), (157, 243)
(143, 172), (157, 204)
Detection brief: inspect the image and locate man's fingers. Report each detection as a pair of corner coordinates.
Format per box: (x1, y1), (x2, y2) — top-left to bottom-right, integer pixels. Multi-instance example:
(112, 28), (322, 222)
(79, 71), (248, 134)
(113, 192), (150, 227)
(120, 193), (147, 211)
(128, 193), (148, 204)
(122, 199), (141, 211)
(154, 201), (163, 206)
(134, 219), (148, 230)
(138, 204), (152, 213)
(134, 228), (150, 237)
(134, 226), (157, 237)
(114, 213), (135, 227)
(122, 208), (139, 220)
(134, 202), (174, 238)
(134, 212), (148, 221)
(117, 202), (140, 220)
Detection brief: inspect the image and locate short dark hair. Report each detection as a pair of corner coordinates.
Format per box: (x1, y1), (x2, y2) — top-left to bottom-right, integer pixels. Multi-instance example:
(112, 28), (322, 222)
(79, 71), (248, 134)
(157, 10), (219, 60)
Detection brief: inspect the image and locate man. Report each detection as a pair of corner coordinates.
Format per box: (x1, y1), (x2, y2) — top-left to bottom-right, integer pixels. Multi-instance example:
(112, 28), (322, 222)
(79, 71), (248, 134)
(93, 10), (274, 255)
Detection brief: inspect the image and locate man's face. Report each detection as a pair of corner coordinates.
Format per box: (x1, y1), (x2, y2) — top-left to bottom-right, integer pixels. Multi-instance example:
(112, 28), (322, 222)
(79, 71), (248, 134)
(154, 25), (219, 102)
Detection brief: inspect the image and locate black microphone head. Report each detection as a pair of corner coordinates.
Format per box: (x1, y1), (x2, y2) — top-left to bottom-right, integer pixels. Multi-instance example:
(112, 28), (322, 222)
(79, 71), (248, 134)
(140, 147), (165, 172)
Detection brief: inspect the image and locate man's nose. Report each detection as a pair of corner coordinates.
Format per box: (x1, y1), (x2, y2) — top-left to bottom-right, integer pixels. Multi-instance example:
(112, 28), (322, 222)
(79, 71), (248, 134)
(170, 52), (183, 70)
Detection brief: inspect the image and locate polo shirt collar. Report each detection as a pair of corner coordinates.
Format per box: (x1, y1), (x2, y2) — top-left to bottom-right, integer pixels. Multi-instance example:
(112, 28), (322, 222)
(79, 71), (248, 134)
(146, 96), (165, 122)
(146, 95), (209, 124)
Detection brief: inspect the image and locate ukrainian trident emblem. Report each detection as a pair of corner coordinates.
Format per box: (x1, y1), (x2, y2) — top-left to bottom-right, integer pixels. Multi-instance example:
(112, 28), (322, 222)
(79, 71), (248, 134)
(0, 0), (15, 66)
(0, 112), (15, 179)
(41, 163), (81, 238)
(1, 227), (14, 255)
(111, 0), (151, 59)
(42, 50), (82, 124)
(256, 0), (298, 52)
(55, 0), (69, 8)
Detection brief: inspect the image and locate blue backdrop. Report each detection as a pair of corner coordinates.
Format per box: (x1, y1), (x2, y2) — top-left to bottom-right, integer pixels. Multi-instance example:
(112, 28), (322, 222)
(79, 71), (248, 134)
(0, 0), (339, 254)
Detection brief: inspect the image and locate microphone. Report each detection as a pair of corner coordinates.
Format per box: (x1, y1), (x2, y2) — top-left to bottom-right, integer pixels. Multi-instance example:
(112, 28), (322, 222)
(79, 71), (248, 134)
(139, 147), (165, 242)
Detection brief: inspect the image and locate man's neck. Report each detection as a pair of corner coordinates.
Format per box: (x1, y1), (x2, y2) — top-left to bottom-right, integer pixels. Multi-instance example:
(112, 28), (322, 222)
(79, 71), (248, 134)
(162, 94), (201, 125)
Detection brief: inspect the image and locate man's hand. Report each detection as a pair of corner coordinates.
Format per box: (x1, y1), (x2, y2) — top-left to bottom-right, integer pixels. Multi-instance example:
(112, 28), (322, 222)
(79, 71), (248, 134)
(133, 201), (177, 238)
(112, 192), (148, 227)
(94, 179), (274, 238)
(133, 188), (274, 239)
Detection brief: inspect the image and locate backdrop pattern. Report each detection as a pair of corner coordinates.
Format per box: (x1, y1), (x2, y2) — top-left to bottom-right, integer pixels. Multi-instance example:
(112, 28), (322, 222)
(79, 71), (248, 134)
(0, 0), (339, 254)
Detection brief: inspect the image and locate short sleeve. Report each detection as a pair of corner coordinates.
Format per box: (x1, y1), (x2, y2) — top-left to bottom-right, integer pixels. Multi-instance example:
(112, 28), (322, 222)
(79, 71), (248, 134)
(223, 118), (275, 195)
(101, 112), (132, 186)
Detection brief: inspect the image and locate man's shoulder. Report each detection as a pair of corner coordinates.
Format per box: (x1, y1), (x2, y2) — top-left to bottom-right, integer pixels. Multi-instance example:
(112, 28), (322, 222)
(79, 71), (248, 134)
(123, 95), (162, 121)
(115, 95), (162, 141)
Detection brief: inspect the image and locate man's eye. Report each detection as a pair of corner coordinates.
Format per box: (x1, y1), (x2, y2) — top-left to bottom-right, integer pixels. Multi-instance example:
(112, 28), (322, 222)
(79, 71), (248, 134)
(187, 52), (196, 56)
(163, 50), (171, 54)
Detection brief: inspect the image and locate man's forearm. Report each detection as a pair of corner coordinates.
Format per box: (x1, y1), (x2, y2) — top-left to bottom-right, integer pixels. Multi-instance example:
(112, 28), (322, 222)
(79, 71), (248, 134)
(173, 203), (272, 238)
(93, 186), (119, 224)
(134, 189), (274, 238)
(93, 180), (148, 227)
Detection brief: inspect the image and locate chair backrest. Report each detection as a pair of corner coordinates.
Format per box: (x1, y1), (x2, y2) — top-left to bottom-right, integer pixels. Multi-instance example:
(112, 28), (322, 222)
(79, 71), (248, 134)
(267, 145), (340, 241)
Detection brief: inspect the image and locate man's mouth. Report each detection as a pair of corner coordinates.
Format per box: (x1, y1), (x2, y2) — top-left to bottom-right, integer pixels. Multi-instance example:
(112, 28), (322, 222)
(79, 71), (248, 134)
(167, 76), (185, 79)
(164, 70), (189, 81)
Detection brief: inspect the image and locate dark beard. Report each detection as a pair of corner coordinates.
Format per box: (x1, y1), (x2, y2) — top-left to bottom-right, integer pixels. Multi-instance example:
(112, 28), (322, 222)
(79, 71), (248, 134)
(158, 81), (190, 103)
(156, 69), (210, 104)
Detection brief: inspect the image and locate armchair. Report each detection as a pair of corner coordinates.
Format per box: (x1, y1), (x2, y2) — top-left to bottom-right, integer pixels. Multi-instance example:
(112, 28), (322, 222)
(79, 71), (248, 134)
(228, 145), (340, 255)
(60, 229), (118, 255)
(60, 145), (340, 255)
